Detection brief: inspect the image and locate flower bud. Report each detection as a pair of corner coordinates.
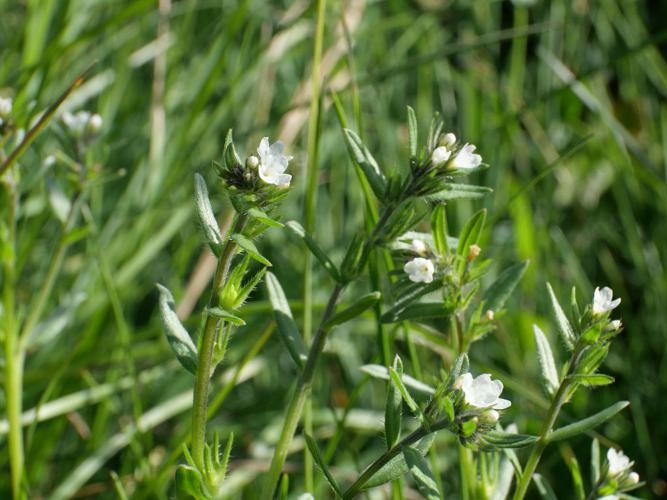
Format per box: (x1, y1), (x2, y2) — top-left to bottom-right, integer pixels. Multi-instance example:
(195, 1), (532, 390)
(468, 244), (481, 262)
(608, 319), (622, 331)
(442, 132), (456, 148)
(431, 146), (451, 166)
(0, 96), (12, 117)
(88, 113), (103, 133)
(453, 375), (466, 391)
(628, 472), (640, 484)
(44, 155), (56, 168)
(485, 409), (500, 424)
(246, 155), (259, 169)
(484, 309), (494, 321)
(411, 239), (427, 255)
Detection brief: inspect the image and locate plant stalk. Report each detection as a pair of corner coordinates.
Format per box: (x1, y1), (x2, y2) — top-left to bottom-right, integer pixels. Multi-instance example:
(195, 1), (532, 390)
(191, 213), (247, 470)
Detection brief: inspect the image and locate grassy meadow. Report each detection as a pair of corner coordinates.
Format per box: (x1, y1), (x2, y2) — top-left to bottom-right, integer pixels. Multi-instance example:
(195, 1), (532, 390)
(1, 0), (666, 498)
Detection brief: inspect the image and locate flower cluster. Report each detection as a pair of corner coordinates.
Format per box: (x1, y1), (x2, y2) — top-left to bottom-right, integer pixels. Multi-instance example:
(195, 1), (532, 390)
(216, 131), (292, 213)
(431, 133), (482, 171)
(62, 110), (103, 138)
(594, 448), (640, 499)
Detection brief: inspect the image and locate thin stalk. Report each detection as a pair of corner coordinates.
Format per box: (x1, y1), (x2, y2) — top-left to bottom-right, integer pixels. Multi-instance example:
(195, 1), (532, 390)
(190, 213), (248, 470)
(3, 177), (22, 499)
(513, 346), (583, 499)
(302, 0), (327, 489)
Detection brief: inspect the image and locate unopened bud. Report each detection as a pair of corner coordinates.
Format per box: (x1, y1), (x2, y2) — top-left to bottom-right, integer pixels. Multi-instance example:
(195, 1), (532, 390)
(468, 244), (481, 261)
(484, 310), (494, 321)
(442, 132), (456, 148)
(453, 375), (466, 391)
(243, 171), (254, 182)
(628, 472), (639, 484)
(411, 239), (428, 255)
(246, 155), (259, 169)
(608, 319), (622, 331)
(0, 96), (12, 117)
(486, 409), (500, 424)
(88, 113), (103, 133)
(431, 146), (451, 166)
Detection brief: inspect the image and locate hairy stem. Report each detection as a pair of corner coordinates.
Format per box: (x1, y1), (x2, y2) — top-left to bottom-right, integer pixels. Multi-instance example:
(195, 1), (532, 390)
(191, 213), (247, 470)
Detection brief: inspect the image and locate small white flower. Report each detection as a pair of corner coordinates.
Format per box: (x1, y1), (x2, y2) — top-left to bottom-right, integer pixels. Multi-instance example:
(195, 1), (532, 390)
(410, 239), (428, 255)
(593, 287), (621, 315)
(0, 96), (12, 117)
(257, 137), (292, 187)
(628, 471), (640, 484)
(451, 143), (482, 170)
(404, 257), (435, 283)
(459, 373), (511, 410)
(431, 146), (451, 166)
(44, 155), (56, 167)
(442, 132), (456, 148)
(607, 448), (633, 476)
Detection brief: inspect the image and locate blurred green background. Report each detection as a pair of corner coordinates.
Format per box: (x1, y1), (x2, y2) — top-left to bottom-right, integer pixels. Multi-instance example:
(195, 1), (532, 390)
(1, 0), (666, 498)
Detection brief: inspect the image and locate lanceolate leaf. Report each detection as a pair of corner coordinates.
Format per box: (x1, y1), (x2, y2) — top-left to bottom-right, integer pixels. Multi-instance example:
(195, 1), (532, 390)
(194, 173), (224, 257)
(247, 207), (284, 228)
(479, 431), (538, 449)
(304, 434), (343, 497)
(546, 282), (576, 350)
(456, 209), (486, 274)
(385, 356), (403, 449)
(343, 128), (386, 200)
(381, 302), (449, 323)
(156, 284), (198, 375)
(403, 446), (440, 500)
(381, 281), (441, 322)
(364, 434), (436, 489)
(427, 183), (493, 202)
(430, 204), (449, 256)
(566, 374), (615, 387)
(407, 106), (418, 158)
(286, 221), (341, 282)
(265, 272), (307, 369)
(533, 324), (560, 395)
(482, 261), (529, 313)
(547, 401), (630, 443)
(360, 365), (435, 396)
(324, 292), (381, 329)
(232, 233), (271, 266)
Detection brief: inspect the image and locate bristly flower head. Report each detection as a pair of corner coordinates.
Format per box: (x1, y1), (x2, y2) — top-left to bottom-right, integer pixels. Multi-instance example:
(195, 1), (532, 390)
(404, 257), (435, 283)
(257, 137), (292, 188)
(458, 373), (511, 410)
(593, 286), (621, 316)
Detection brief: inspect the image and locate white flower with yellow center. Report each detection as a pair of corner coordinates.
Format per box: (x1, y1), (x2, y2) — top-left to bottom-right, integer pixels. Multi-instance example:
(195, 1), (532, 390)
(258, 137), (292, 188)
(404, 257), (434, 283)
(458, 373), (511, 410)
(451, 143), (482, 170)
(593, 287), (621, 315)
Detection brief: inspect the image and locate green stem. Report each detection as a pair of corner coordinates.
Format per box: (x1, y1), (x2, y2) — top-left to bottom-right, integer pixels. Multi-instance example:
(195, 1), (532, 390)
(3, 178), (22, 499)
(513, 346), (582, 500)
(191, 213), (247, 470)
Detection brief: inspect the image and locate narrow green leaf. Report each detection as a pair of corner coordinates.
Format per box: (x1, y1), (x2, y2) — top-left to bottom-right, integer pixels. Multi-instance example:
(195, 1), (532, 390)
(381, 302), (449, 323)
(265, 272), (307, 369)
(479, 431), (538, 449)
(430, 204), (449, 256)
(364, 434), (436, 489)
(456, 209), (486, 275)
(385, 356), (403, 449)
(286, 221), (341, 282)
(231, 233), (271, 266)
(305, 434), (343, 497)
(194, 173), (223, 256)
(343, 128), (386, 200)
(223, 129), (243, 170)
(547, 401), (630, 443)
(233, 267), (267, 308)
(591, 438), (600, 484)
(360, 365), (435, 396)
(156, 284), (198, 375)
(407, 106), (418, 158)
(403, 446), (440, 500)
(324, 291), (381, 329)
(383, 281), (441, 321)
(389, 367), (419, 415)
(566, 374), (614, 387)
(482, 261), (529, 313)
(533, 474), (558, 500)
(248, 207), (284, 228)
(207, 307), (246, 326)
(567, 455), (586, 500)
(533, 324), (560, 395)
(427, 183), (493, 201)
(546, 282), (576, 350)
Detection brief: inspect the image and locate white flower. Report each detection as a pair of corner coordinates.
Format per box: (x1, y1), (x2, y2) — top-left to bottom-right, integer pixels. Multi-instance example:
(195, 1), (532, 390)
(88, 113), (103, 133)
(410, 239), (428, 255)
(459, 373), (511, 410)
(404, 257), (435, 283)
(0, 96), (12, 117)
(451, 143), (482, 170)
(607, 448), (633, 476)
(593, 287), (621, 315)
(431, 146), (451, 166)
(442, 132), (456, 147)
(257, 137), (292, 187)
